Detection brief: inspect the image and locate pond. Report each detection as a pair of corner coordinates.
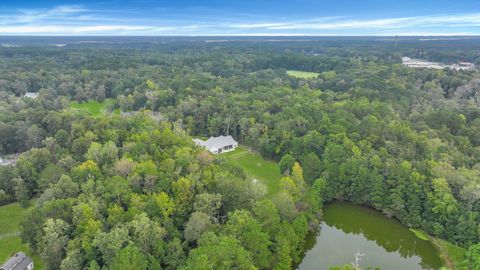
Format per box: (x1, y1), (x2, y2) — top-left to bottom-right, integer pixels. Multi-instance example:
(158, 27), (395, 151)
(298, 202), (443, 270)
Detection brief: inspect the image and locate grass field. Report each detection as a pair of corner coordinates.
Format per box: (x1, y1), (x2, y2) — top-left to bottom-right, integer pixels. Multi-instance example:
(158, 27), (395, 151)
(70, 98), (116, 117)
(287, 70), (320, 79)
(0, 201), (43, 269)
(222, 146), (282, 196)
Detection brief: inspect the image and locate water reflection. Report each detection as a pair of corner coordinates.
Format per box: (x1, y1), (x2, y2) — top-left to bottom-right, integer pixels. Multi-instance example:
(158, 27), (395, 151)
(298, 202), (442, 270)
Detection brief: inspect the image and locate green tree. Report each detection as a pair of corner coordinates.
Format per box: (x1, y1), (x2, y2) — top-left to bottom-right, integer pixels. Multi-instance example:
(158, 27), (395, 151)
(224, 210), (272, 268)
(40, 218), (69, 270)
(279, 154), (295, 175)
(185, 211), (213, 242)
(163, 237), (186, 270)
(108, 244), (148, 270)
(463, 243), (480, 270)
(193, 193), (222, 219)
(182, 233), (256, 270)
(13, 177), (29, 207)
(129, 213), (166, 257)
(301, 152), (322, 184)
(93, 226), (129, 265)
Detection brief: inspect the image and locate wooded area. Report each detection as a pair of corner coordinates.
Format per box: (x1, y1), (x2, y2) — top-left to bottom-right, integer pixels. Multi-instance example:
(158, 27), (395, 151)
(0, 38), (479, 269)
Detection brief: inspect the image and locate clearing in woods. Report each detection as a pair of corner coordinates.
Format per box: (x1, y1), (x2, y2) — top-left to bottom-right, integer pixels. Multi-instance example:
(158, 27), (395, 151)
(70, 98), (117, 117)
(287, 70), (320, 79)
(0, 201), (43, 269)
(222, 146), (282, 196)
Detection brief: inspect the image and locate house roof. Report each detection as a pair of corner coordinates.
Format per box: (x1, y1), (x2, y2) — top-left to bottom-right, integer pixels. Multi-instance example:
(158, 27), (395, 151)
(23, 92), (38, 98)
(1, 252), (33, 270)
(194, 135), (237, 150)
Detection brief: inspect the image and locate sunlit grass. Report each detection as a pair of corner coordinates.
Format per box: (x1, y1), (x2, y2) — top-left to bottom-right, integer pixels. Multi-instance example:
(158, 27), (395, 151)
(70, 98), (116, 117)
(409, 228), (429, 241)
(287, 70), (320, 79)
(222, 146), (282, 196)
(0, 201), (43, 269)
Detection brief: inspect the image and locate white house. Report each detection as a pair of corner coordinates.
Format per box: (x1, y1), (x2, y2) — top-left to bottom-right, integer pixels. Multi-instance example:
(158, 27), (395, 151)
(23, 93), (38, 99)
(193, 135), (238, 154)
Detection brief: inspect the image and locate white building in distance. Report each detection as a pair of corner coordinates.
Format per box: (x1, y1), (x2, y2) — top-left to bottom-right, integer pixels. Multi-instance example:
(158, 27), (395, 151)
(23, 92), (38, 99)
(402, 57), (475, 71)
(402, 57), (445, 69)
(193, 135), (238, 154)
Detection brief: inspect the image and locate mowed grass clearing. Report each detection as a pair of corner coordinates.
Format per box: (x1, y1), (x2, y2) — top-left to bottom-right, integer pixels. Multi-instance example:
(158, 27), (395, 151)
(70, 98), (116, 117)
(287, 70), (320, 79)
(222, 146), (282, 196)
(0, 201), (43, 269)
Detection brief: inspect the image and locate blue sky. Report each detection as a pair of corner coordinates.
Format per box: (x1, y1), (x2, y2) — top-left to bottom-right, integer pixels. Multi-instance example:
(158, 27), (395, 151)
(0, 0), (479, 35)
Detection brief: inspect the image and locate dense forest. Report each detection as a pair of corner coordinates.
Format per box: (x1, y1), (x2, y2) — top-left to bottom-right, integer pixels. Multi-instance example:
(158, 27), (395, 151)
(0, 37), (480, 269)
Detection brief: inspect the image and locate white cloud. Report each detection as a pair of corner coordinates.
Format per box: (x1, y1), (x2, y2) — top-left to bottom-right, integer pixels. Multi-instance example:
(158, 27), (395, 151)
(71, 25), (151, 33)
(0, 25), (152, 34)
(0, 4), (479, 35)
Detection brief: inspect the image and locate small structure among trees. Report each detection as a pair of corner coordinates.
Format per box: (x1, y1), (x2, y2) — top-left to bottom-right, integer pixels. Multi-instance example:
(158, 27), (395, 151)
(193, 135), (238, 154)
(0, 154), (19, 166)
(23, 93), (38, 99)
(0, 252), (34, 270)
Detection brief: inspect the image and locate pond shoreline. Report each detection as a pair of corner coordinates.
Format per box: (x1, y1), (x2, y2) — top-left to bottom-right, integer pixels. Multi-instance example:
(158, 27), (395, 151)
(298, 201), (444, 270)
(312, 201), (466, 269)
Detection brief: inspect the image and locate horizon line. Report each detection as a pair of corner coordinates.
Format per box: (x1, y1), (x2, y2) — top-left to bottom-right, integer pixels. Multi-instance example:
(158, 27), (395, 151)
(1, 34), (480, 37)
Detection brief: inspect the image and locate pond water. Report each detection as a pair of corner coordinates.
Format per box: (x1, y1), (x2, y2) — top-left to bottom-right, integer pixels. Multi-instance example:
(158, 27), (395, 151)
(298, 202), (443, 270)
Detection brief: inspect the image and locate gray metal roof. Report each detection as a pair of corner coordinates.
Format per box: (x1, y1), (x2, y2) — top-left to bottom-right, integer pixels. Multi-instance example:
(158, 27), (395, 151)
(1, 252), (33, 270)
(194, 135), (237, 150)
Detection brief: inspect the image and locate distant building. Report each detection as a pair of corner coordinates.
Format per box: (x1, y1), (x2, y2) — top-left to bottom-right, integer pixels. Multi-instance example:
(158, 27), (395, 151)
(450, 62), (476, 71)
(402, 57), (445, 69)
(0, 252), (34, 270)
(402, 57), (476, 71)
(193, 135), (238, 154)
(23, 93), (38, 99)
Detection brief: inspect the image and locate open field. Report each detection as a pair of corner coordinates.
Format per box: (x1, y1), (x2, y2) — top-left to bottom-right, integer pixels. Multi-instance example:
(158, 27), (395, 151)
(287, 70), (320, 79)
(222, 146), (282, 196)
(0, 201), (43, 269)
(70, 98), (116, 117)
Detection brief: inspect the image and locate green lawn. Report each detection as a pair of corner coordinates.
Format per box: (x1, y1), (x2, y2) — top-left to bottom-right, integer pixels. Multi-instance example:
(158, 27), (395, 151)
(0, 201), (43, 269)
(222, 146), (282, 196)
(70, 98), (116, 117)
(287, 70), (320, 79)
